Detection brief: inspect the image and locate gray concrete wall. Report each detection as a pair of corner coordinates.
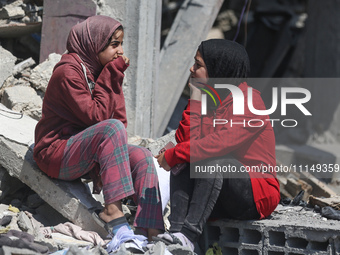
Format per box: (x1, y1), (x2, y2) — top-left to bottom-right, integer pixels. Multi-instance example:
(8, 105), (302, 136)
(155, 0), (224, 137)
(103, 0), (162, 138)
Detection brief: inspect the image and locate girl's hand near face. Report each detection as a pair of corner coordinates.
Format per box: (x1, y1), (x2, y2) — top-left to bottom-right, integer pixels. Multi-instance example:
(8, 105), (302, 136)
(189, 82), (203, 101)
(121, 55), (130, 65)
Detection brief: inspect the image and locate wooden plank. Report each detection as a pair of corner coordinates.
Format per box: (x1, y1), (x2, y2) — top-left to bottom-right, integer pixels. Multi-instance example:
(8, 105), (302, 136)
(300, 171), (337, 198)
(0, 22), (41, 38)
(155, 0), (224, 137)
(309, 195), (340, 210)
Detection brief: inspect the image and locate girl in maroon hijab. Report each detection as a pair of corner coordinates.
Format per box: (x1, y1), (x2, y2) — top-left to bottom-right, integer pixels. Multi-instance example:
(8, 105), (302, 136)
(34, 15), (163, 250)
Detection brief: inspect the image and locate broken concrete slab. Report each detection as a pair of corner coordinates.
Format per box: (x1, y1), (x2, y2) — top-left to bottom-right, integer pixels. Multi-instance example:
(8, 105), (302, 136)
(1, 85), (42, 120)
(0, 0), (25, 19)
(276, 143), (340, 182)
(29, 53), (61, 93)
(155, 0), (224, 137)
(0, 103), (107, 237)
(12, 57), (36, 76)
(0, 46), (16, 88)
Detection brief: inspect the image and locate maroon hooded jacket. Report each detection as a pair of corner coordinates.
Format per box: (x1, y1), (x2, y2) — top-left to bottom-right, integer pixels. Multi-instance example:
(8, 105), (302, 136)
(34, 54), (128, 178)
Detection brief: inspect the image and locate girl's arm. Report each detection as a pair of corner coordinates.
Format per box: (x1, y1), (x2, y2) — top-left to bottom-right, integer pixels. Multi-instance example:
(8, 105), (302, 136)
(55, 56), (128, 128)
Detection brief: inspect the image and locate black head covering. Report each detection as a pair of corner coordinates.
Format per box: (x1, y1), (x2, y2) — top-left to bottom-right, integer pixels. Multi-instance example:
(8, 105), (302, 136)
(198, 39), (250, 79)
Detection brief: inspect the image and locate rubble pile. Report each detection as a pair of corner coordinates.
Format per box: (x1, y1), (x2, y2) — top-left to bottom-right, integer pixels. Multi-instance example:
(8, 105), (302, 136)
(0, 0), (43, 25)
(0, 48), (61, 120)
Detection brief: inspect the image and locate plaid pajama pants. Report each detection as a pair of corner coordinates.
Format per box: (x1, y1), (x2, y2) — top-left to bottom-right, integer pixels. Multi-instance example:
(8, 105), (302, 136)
(58, 119), (164, 230)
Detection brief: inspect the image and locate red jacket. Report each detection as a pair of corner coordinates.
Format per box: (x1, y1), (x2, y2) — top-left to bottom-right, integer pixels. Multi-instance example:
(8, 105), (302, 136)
(34, 54), (128, 178)
(164, 82), (280, 218)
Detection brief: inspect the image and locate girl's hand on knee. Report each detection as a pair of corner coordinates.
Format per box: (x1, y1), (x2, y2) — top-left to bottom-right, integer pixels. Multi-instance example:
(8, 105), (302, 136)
(155, 153), (171, 171)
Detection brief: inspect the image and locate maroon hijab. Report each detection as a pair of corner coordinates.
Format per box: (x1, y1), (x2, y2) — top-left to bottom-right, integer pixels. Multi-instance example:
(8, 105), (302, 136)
(66, 15), (122, 79)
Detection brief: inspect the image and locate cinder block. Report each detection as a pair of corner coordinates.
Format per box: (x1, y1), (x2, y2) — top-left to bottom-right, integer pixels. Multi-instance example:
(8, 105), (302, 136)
(242, 228), (262, 245)
(207, 206), (340, 255)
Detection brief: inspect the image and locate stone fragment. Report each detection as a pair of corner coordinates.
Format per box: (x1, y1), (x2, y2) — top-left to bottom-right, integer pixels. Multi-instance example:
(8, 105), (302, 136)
(29, 53), (61, 93)
(1, 85), (42, 120)
(17, 211), (34, 235)
(0, 1), (25, 19)
(0, 46), (16, 89)
(12, 57), (36, 76)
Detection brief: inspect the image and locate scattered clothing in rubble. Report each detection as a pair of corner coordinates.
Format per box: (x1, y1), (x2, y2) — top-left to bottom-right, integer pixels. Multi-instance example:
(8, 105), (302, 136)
(0, 216), (12, 227)
(105, 225), (147, 253)
(321, 206), (340, 221)
(0, 229), (49, 254)
(50, 245), (108, 255)
(41, 222), (104, 246)
(280, 190), (307, 207)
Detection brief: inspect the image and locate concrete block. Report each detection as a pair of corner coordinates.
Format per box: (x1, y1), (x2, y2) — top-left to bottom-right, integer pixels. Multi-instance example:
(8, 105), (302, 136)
(30, 53), (61, 93)
(1, 85), (42, 120)
(207, 204), (340, 255)
(0, 103), (107, 238)
(0, 46), (16, 89)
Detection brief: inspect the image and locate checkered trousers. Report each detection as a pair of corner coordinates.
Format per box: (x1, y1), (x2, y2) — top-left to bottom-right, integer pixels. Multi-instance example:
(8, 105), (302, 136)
(58, 119), (164, 230)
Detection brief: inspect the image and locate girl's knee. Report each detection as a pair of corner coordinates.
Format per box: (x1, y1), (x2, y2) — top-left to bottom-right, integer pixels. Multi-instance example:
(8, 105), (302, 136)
(101, 119), (127, 138)
(129, 146), (154, 166)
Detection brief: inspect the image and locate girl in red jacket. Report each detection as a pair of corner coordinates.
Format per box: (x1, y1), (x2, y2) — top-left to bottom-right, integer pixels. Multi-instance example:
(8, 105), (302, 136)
(156, 39), (280, 251)
(33, 15), (163, 250)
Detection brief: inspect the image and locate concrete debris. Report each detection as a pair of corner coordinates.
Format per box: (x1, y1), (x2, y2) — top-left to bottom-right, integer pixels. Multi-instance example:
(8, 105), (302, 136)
(0, 0), (42, 37)
(0, 0), (25, 20)
(17, 210), (34, 234)
(0, 46), (16, 89)
(1, 85), (42, 120)
(12, 57), (35, 76)
(29, 53), (61, 92)
(0, 0), (42, 22)
(309, 195), (340, 210)
(0, 50), (61, 120)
